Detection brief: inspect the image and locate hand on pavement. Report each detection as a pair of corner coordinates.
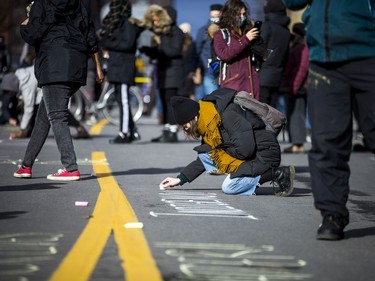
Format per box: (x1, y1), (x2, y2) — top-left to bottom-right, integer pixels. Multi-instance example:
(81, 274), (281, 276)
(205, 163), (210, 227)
(159, 177), (181, 190)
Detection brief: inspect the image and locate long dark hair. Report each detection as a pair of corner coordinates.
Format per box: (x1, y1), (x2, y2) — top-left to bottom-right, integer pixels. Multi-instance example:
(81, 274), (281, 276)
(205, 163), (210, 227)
(183, 118), (200, 140)
(100, 0), (132, 38)
(218, 0), (253, 35)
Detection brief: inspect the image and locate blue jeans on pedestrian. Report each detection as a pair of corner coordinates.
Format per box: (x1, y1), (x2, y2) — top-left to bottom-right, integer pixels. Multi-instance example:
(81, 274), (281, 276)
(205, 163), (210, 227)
(198, 153), (260, 196)
(23, 84), (79, 172)
(195, 74), (219, 101)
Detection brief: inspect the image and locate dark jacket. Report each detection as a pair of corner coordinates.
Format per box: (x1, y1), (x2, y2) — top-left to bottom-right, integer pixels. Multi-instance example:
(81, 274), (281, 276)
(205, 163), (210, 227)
(180, 88), (281, 183)
(195, 21), (212, 75)
(283, 0), (375, 62)
(141, 5), (184, 89)
(258, 11), (290, 87)
(20, 0), (98, 87)
(101, 18), (142, 85)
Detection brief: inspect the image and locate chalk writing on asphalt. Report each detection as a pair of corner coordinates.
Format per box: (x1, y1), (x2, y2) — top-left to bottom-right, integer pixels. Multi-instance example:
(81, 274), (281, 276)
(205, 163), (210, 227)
(150, 190), (259, 220)
(0, 233), (63, 280)
(155, 242), (312, 280)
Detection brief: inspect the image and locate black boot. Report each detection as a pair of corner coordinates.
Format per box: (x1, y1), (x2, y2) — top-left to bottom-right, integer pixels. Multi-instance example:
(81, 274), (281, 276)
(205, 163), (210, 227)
(151, 130), (178, 143)
(317, 214), (348, 241)
(272, 166), (295, 197)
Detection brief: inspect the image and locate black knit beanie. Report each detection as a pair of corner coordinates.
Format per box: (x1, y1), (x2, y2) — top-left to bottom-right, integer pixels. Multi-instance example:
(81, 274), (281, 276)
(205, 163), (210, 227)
(170, 96), (200, 125)
(210, 4), (223, 11)
(264, 0), (286, 14)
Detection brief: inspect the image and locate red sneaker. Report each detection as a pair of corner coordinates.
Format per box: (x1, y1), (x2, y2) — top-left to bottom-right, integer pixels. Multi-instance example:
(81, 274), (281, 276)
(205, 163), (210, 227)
(47, 169), (80, 181)
(14, 165), (32, 178)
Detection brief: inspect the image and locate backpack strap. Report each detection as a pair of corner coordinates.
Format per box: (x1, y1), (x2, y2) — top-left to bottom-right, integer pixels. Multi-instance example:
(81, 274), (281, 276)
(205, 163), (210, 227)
(219, 28), (230, 82)
(220, 28), (230, 45)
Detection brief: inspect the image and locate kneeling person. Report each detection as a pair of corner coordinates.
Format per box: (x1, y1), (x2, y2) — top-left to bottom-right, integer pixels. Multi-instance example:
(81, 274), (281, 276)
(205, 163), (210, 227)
(159, 88), (294, 196)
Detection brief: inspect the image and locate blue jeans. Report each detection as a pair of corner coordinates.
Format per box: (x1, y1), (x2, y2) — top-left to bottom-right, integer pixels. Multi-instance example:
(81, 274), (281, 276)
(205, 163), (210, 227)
(23, 84), (79, 171)
(195, 74), (219, 101)
(198, 153), (260, 196)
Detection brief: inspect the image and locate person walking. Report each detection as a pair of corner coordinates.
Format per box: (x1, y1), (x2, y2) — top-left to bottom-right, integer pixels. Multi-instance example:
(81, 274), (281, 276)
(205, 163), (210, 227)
(283, 0), (375, 240)
(213, 0), (265, 100)
(159, 88), (295, 197)
(140, 5), (184, 143)
(99, 0), (143, 144)
(195, 4), (223, 101)
(14, 0), (103, 181)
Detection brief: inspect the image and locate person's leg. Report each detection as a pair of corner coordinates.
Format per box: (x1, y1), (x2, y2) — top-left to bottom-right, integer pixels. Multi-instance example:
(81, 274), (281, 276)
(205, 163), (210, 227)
(120, 83), (129, 134)
(203, 74), (219, 96)
(194, 84), (205, 101)
(259, 86), (272, 105)
(43, 84), (79, 172)
(22, 98), (51, 167)
(163, 88), (178, 126)
(198, 153), (260, 195)
(222, 174), (260, 195)
(349, 58), (375, 153)
(113, 83), (124, 132)
(151, 88), (178, 143)
(198, 153), (219, 173)
(287, 92), (306, 148)
(308, 62), (352, 238)
(110, 83), (131, 143)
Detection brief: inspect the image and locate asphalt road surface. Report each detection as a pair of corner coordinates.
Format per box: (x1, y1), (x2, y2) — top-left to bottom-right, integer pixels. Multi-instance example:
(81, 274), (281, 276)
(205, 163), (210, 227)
(0, 115), (374, 281)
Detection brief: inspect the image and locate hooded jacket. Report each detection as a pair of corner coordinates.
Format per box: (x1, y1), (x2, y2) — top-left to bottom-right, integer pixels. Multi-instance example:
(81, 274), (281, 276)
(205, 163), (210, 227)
(20, 0), (99, 87)
(283, 0), (375, 62)
(141, 5), (184, 89)
(179, 88), (281, 183)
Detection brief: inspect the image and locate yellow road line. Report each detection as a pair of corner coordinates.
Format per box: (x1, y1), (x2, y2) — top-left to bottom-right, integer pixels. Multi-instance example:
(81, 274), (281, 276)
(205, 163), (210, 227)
(49, 152), (163, 281)
(89, 119), (109, 136)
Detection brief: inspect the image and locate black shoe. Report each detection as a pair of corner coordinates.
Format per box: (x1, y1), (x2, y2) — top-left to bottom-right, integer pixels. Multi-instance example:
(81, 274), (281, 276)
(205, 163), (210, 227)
(151, 130), (178, 143)
(129, 129), (141, 142)
(272, 166), (295, 197)
(317, 214), (347, 240)
(109, 134), (131, 144)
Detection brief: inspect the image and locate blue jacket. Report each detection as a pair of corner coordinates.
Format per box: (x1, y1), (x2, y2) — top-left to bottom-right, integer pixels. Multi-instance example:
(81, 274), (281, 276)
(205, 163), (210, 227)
(195, 21), (212, 75)
(283, 0), (375, 62)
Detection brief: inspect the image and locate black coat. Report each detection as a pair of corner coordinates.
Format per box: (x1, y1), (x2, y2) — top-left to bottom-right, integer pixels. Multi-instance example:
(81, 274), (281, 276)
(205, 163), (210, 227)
(181, 88), (281, 182)
(258, 12), (291, 87)
(141, 25), (184, 89)
(20, 0), (98, 87)
(101, 19), (142, 85)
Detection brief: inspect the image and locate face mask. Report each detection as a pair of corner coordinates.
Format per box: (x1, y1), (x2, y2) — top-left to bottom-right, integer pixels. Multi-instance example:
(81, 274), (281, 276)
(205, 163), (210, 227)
(238, 15), (246, 27)
(210, 17), (220, 24)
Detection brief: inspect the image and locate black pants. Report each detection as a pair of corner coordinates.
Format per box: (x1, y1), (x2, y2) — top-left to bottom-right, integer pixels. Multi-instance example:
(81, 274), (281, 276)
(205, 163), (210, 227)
(114, 83), (134, 134)
(286, 91), (306, 144)
(259, 86), (279, 108)
(308, 59), (375, 220)
(159, 88), (178, 125)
